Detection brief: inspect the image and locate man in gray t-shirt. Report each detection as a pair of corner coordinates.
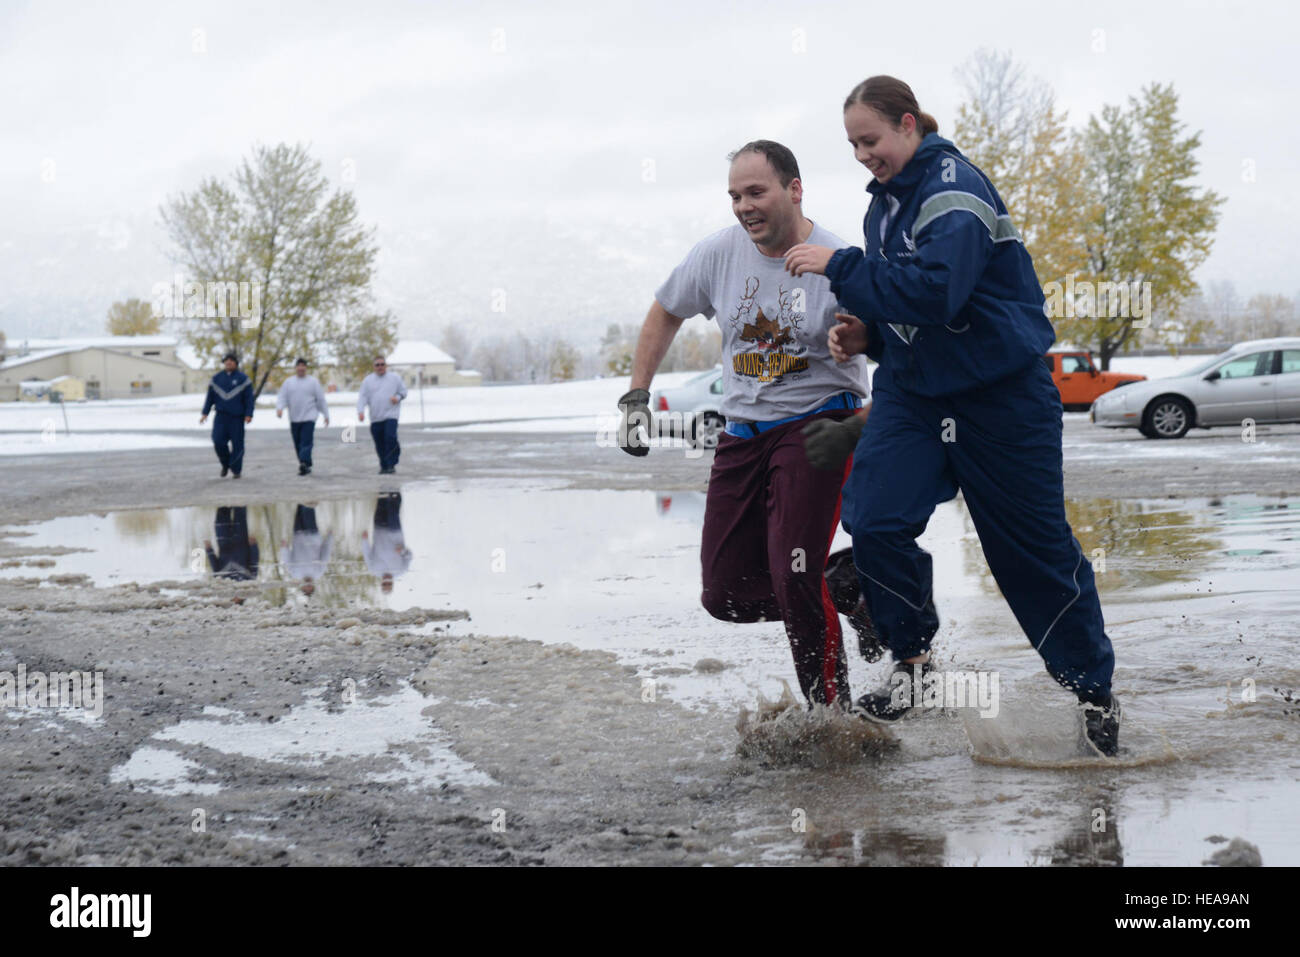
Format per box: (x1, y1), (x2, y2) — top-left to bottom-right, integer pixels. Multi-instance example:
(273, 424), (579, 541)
(654, 220), (869, 423)
(616, 140), (882, 708)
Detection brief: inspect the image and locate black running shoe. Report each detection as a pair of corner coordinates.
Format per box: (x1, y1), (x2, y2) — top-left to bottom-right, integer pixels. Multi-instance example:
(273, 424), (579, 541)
(823, 549), (886, 662)
(1081, 694), (1121, 757)
(298, 464), (308, 476)
(221, 466), (229, 477)
(854, 658), (937, 723)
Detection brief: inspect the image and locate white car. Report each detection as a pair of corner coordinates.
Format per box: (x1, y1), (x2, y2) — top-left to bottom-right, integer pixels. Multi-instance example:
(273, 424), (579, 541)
(1090, 337), (1300, 438)
(650, 367), (725, 449)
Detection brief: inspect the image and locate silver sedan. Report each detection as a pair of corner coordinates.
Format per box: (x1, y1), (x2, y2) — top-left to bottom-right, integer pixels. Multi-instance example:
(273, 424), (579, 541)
(1090, 337), (1300, 438)
(650, 366), (725, 449)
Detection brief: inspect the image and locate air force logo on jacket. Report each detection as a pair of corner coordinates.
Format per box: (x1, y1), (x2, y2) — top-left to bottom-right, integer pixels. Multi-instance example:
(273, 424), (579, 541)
(825, 133), (1054, 398)
(203, 369), (255, 418)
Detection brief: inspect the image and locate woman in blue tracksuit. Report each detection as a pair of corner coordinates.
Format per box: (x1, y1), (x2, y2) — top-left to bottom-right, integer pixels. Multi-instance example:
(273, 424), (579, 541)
(784, 75), (1120, 755)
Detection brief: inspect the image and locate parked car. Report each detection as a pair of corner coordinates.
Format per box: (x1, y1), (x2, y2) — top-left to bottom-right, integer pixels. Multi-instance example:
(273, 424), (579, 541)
(1090, 337), (1300, 439)
(1045, 350), (1145, 411)
(650, 366), (725, 449)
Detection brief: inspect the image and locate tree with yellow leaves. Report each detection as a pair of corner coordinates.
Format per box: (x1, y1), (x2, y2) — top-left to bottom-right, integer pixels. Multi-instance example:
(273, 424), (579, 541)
(161, 143), (394, 397)
(106, 297), (162, 336)
(955, 56), (1224, 370)
(1065, 84), (1224, 368)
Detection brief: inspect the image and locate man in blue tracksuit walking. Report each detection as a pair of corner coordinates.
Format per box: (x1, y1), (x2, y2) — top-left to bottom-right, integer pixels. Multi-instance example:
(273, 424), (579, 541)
(200, 353), (255, 478)
(785, 75), (1120, 755)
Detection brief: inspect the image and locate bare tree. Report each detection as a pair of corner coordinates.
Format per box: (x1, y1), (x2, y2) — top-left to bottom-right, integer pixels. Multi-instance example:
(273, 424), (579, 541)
(437, 323), (475, 365)
(1242, 294), (1297, 340)
(1204, 281), (1241, 340)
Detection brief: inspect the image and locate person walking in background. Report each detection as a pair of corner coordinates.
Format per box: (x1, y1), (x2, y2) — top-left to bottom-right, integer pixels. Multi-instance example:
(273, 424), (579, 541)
(276, 358), (330, 475)
(356, 356), (406, 474)
(200, 353), (255, 478)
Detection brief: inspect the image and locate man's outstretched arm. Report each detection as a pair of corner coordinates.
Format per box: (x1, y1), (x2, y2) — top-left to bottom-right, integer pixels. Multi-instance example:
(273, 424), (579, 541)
(629, 300), (686, 391)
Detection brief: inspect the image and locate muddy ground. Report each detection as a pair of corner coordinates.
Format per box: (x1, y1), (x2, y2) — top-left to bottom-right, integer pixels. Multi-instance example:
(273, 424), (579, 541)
(0, 419), (1296, 865)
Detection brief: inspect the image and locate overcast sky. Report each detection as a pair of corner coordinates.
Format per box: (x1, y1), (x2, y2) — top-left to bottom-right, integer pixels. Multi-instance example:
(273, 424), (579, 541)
(3, 0), (1295, 346)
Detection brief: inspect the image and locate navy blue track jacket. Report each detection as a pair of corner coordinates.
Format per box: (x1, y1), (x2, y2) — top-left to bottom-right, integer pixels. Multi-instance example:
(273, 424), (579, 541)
(825, 134), (1055, 398)
(203, 369), (255, 418)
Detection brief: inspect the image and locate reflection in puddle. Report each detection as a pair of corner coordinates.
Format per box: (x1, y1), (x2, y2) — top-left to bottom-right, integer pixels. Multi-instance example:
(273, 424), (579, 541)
(4, 489), (1298, 679)
(6, 496), (421, 608)
(362, 494), (411, 595)
(207, 506), (259, 580)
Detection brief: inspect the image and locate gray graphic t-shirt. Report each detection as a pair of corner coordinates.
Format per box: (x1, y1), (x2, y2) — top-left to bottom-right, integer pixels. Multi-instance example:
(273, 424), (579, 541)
(655, 222), (870, 422)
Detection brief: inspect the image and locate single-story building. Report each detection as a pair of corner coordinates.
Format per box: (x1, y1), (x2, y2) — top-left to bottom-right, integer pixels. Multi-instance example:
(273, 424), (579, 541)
(18, 375), (86, 402)
(0, 335), (482, 400)
(0, 336), (190, 401)
(384, 341), (481, 387)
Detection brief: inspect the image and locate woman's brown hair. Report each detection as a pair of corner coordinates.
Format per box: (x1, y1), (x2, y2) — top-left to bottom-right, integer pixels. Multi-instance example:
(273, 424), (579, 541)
(843, 76), (938, 136)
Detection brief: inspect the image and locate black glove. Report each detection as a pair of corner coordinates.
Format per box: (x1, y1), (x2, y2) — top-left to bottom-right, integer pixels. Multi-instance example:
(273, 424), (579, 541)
(801, 414), (865, 471)
(617, 388), (652, 457)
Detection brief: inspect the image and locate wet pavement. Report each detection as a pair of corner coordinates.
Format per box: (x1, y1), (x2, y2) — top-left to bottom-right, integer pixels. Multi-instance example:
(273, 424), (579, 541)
(1, 420), (1298, 865)
(3, 481), (1299, 865)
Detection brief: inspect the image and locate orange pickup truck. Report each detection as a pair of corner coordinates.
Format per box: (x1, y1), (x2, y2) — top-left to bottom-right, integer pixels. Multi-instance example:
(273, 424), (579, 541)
(1044, 350), (1146, 411)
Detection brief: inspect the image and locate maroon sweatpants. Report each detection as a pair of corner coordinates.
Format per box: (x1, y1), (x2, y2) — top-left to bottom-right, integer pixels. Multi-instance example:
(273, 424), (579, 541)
(700, 409), (856, 705)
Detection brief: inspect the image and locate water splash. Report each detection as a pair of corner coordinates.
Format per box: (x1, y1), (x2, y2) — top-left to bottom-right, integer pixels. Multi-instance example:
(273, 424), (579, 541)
(735, 679), (896, 768)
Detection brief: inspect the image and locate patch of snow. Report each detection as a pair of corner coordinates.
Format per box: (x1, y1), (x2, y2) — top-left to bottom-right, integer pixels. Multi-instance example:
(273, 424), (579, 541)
(152, 682), (494, 791)
(0, 432), (210, 456)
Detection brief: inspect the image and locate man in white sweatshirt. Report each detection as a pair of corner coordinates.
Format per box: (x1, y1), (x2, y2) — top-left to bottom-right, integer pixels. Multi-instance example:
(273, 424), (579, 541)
(356, 355), (407, 474)
(276, 359), (330, 475)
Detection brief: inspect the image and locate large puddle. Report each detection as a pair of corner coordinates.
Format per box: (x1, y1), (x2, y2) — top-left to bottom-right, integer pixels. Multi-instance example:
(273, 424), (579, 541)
(4, 485), (1299, 864)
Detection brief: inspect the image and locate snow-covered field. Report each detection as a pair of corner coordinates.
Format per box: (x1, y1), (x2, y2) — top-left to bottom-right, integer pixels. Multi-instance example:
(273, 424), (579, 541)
(0, 371), (705, 442)
(0, 432), (210, 456)
(0, 357), (1210, 451)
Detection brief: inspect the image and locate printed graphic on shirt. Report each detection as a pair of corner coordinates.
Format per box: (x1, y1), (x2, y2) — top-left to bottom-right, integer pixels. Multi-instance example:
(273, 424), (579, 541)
(653, 223), (869, 420)
(727, 277), (810, 383)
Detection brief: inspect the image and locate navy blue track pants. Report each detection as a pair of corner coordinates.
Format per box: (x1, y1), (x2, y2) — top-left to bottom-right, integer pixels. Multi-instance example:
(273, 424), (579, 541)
(290, 420), (315, 467)
(212, 412), (246, 475)
(842, 361), (1114, 705)
(369, 419), (400, 469)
